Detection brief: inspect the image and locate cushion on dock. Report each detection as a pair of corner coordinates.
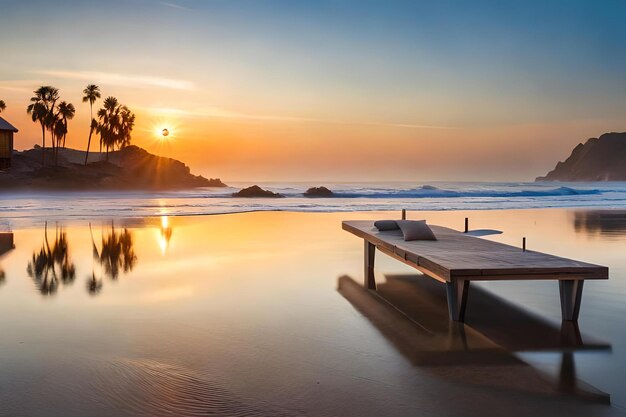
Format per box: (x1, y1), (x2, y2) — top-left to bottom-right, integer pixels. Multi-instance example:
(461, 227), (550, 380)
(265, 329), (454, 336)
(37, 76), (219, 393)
(374, 220), (399, 231)
(396, 220), (437, 241)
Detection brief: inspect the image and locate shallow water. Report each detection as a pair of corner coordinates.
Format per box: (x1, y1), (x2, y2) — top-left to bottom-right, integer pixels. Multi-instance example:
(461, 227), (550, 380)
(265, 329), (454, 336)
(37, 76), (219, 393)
(0, 209), (625, 416)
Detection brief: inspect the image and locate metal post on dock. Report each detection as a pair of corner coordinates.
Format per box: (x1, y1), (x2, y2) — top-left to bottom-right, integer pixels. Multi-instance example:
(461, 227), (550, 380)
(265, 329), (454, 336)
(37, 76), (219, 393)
(401, 209), (406, 220)
(464, 217), (469, 233)
(522, 237), (526, 252)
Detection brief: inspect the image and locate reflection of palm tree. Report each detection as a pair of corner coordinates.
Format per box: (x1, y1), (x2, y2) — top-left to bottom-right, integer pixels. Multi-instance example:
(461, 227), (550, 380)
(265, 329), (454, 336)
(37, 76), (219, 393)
(87, 271), (103, 295)
(98, 222), (137, 280)
(87, 223), (104, 296)
(87, 222), (138, 295)
(26, 222), (76, 295)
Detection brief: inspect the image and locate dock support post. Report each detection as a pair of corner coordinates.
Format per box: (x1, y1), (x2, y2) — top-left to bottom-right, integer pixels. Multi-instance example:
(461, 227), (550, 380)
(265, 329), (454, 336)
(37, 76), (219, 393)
(559, 280), (584, 321)
(364, 240), (376, 290)
(446, 279), (470, 322)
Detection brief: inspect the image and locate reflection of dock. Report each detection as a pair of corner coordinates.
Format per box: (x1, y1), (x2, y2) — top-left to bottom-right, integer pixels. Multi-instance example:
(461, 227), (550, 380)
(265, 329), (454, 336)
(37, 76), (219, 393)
(0, 232), (14, 256)
(338, 274), (611, 404)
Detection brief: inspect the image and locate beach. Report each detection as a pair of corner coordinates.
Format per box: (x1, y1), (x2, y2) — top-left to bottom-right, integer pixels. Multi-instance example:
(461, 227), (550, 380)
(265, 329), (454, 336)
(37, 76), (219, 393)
(1, 208), (625, 416)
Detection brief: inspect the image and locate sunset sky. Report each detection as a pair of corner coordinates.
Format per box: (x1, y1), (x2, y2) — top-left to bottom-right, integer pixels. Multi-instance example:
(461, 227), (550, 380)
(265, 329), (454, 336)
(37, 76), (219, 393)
(1, 0), (625, 181)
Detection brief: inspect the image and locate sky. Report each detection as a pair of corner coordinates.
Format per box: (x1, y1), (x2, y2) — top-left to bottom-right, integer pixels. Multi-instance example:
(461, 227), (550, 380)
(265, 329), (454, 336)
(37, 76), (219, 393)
(0, 0), (625, 182)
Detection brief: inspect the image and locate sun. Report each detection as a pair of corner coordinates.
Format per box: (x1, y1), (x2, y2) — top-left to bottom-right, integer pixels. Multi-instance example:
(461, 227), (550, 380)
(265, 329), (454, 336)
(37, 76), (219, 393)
(154, 126), (172, 139)
(149, 118), (180, 142)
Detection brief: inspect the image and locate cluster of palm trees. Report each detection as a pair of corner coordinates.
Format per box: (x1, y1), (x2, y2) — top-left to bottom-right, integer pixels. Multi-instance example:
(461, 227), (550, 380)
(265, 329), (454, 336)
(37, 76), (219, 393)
(83, 84), (136, 163)
(26, 86), (75, 166)
(93, 95), (136, 162)
(23, 84), (136, 166)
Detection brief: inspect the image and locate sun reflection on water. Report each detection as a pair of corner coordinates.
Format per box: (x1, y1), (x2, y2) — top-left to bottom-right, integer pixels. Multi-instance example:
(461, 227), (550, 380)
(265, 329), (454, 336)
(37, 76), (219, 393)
(158, 215), (173, 255)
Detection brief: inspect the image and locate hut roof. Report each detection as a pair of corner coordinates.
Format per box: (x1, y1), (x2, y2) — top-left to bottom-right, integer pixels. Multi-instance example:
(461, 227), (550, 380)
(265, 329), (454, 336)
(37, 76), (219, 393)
(0, 117), (18, 133)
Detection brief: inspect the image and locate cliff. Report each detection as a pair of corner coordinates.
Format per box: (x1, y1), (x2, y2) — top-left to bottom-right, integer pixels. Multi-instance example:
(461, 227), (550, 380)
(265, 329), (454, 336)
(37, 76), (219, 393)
(0, 145), (226, 190)
(536, 132), (626, 181)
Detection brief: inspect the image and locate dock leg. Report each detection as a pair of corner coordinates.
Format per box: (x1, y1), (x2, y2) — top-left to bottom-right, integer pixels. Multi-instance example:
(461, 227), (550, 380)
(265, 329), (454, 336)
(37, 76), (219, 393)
(446, 279), (470, 322)
(559, 280), (584, 321)
(364, 241), (376, 290)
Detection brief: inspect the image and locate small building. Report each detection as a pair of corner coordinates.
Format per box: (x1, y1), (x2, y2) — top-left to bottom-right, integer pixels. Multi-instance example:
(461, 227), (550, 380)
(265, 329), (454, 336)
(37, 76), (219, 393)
(0, 116), (18, 170)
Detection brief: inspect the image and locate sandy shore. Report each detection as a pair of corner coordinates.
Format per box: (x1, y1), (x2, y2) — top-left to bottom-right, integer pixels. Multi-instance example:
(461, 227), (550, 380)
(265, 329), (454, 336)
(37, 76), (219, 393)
(0, 209), (625, 416)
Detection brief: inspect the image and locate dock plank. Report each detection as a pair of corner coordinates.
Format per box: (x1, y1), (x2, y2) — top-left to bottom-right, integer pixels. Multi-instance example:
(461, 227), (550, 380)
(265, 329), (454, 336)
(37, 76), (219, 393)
(342, 221), (608, 282)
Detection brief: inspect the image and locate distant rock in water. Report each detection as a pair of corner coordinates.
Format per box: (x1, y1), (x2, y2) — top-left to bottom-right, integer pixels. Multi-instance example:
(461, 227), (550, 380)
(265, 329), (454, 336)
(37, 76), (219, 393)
(536, 132), (626, 181)
(1, 145), (226, 191)
(303, 186), (334, 197)
(232, 185), (284, 198)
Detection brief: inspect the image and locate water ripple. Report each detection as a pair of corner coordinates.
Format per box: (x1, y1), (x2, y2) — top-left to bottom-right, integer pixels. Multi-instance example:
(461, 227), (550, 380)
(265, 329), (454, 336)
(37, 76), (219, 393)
(88, 359), (303, 417)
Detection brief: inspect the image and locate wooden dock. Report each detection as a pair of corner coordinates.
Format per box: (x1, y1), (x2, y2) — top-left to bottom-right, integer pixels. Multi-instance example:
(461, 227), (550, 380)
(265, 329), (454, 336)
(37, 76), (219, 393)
(342, 220), (608, 322)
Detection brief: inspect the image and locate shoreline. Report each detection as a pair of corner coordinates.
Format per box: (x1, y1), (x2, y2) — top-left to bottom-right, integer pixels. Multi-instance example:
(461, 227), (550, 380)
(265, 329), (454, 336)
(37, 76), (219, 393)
(2, 206), (625, 230)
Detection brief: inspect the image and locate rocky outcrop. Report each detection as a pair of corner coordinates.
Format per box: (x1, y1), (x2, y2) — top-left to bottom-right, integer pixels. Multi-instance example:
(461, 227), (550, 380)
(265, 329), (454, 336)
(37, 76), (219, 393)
(536, 132), (626, 181)
(303, 186), (334, 197)
(232, 185), (284, 198)
(0, 145), (226, 190)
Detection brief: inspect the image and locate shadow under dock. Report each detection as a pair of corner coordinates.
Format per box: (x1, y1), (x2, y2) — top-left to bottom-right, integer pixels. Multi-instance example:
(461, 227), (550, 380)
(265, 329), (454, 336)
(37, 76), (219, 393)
(338, 274), (611, 404)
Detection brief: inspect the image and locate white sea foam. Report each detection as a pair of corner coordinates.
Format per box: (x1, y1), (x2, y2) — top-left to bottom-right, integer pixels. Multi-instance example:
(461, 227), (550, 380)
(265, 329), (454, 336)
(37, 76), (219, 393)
(1, 181), (626, 228)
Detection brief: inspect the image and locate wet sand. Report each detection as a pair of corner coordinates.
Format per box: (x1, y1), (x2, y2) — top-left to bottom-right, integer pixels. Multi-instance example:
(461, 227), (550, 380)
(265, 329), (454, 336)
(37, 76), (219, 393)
(0, 209), (625, 416)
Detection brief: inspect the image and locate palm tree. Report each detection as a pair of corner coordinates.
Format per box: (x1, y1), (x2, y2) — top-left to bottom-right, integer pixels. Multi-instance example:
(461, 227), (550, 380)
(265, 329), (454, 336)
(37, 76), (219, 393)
(97, 96), (119, 160)
(82, 85), (101, 164)
(86, 119), (98, 165)
(52, 117), (66, 165)
(26, 101), (48, 165)
(95, 97), (136, 160)
(118, 106), (136, 149)
(57, 101), (75, 149)
(0, 100), (6, 113)
(27, 86), (60, 165)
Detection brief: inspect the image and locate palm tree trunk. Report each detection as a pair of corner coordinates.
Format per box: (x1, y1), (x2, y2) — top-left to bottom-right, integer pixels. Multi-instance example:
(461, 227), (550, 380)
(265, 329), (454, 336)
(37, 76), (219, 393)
(41, 124), (46, 166)
(85, 128), (93, 165)
(51, 132), (56, 166)
(85, 103), (93, 164)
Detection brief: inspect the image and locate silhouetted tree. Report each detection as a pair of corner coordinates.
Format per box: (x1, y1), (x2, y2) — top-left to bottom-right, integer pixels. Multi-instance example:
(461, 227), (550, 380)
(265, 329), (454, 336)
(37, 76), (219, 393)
(96, 97), (135, 160)
(82, 84), (101, 164)
(57, 101), (75, 149)
(27, 86), (60, 165)
(0, 100), (6, 113)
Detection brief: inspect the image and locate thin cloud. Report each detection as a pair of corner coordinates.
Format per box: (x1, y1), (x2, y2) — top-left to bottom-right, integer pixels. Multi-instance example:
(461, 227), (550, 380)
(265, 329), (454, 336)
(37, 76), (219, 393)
(158, 1), (191, 11)
(0, 80), (41, 93)
(139, 106), (454, 129)
(34, 70), (195, 91)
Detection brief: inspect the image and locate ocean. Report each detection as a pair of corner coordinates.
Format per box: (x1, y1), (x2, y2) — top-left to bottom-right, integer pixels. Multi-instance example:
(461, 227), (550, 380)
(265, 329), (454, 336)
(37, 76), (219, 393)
(1, 181), (626, 228)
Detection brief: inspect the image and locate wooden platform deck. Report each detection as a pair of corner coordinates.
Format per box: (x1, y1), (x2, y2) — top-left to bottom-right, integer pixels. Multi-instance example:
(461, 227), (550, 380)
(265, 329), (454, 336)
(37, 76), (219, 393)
(342, 220), (609, 322)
